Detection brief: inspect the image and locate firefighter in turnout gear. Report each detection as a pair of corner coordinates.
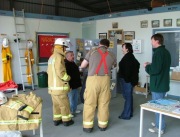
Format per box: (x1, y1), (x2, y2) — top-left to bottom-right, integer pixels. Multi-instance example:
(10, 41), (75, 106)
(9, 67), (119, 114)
(1, 38), (13, 82)
(47, 38), (74, 126)
(80, 39), (116, 133)
(24, 40), (34, 84)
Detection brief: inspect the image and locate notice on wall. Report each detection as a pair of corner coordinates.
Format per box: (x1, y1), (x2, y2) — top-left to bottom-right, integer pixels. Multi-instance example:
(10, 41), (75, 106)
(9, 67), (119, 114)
(37, 34), (69, 63)
(132, 39), (142, 54)
(38, 35), (68, 58)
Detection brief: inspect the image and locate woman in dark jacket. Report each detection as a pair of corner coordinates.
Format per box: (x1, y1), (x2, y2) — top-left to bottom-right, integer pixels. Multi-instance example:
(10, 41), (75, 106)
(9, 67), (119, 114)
(118, 43), (140, 120)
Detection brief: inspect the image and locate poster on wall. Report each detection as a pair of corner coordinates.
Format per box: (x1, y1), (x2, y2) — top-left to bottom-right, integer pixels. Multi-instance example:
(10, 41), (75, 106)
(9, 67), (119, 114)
(108, 29), (123, 44)
(76, 39), (84, 66)
(132, 39), (142, 53)
(37, 33), (69, 63)
(109, 41), (114, 48)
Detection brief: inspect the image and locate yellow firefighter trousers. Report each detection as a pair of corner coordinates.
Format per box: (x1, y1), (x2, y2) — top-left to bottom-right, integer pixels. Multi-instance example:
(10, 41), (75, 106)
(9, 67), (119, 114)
(25, 50), (34, 84)
(51, 94), (72, 122)
(26, 64), (32, 84)
(3, 61), (12, 82)
(83, 76), (111, 129)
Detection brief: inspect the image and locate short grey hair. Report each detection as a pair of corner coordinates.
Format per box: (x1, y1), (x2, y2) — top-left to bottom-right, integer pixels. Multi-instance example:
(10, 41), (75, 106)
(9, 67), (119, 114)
(65, 50), (73, 58)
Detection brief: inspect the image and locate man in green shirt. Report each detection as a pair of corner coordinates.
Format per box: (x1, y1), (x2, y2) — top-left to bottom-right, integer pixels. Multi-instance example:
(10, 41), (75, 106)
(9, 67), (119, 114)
(144, 34), (171, 135)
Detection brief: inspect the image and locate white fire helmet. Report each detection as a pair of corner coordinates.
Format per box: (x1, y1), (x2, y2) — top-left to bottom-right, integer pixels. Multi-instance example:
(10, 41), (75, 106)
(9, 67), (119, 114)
(27, 40), (33, 49)
(0, 92), (7, 105)
(2, 38), (9, 48)
(54, 38), (68, 47)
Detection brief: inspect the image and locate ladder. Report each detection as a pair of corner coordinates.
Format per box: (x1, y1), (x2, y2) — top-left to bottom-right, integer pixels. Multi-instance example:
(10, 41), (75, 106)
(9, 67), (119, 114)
(13, 8), (35, 91)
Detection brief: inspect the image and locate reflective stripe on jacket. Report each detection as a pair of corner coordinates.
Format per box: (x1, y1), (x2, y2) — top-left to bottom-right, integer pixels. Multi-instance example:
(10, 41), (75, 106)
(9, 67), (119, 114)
(0, 119), (41, 125)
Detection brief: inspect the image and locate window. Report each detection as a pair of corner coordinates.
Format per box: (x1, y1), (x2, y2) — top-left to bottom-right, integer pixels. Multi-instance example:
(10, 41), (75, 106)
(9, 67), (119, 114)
(154, 29), (180, 67)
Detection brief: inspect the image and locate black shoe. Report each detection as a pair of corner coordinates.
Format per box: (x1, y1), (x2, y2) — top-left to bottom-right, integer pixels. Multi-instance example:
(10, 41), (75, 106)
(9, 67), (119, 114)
(53, 120), (62, 126)
(118, 116), (131, 120)
(63, 120), (74, 126)
(98, 126), (107, 131)
(83, 128), (93, 133)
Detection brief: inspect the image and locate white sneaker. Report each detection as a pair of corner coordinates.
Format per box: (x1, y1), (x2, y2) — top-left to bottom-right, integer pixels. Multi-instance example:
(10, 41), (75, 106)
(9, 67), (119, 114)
(149, 127), (164, 135)
(151, 122), (155, 127)
(75, 110), (81, 114)
(70, 114), (74, 118)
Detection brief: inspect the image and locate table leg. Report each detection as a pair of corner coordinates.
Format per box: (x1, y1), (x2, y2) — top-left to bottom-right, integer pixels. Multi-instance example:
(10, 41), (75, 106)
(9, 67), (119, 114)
(158, 114), (162, 137)
(139, 107), (144, 137)
(15, 88), (18, 95)
(33, 129), (35, 135)
(40, 122), (43, 137)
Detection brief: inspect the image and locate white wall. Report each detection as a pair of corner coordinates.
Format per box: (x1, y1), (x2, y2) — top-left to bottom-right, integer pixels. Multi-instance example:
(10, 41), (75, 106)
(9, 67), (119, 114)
(1, 10), (180, 86)
(0, 16), (82, 84)
(82, 21), (96, 39)
(96, 11), (180, 85)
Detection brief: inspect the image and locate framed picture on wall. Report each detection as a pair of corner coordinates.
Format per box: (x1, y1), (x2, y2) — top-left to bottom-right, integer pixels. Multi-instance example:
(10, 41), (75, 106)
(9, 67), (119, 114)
(140, 20), (148, 28)
(123, 31), (135, 43)
(152, 20), (160, 28)
(99, 33), (107, 39)
(176, 18), (180, 27)
(108, 29), (123, 44)
(163, 19), (172, 27)
(112, 22), (118, 28)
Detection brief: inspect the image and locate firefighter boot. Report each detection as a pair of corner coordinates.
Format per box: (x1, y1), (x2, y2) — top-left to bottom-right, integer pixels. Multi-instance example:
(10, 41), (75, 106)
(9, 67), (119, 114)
(98, 126), (107, 131)
(53, 120), (62, 126)
(63, 120), (74, 126)
(83, 128), (93, 133)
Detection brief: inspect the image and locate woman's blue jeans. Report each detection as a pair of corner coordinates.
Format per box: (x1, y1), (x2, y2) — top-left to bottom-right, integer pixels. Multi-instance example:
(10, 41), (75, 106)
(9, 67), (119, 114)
(120, 78), (133, 118)
(151, 91), (166, 131)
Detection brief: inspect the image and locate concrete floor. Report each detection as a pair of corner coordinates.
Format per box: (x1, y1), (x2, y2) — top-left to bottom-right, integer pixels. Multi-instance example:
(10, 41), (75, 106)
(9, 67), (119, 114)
(5, 88), (180, 137)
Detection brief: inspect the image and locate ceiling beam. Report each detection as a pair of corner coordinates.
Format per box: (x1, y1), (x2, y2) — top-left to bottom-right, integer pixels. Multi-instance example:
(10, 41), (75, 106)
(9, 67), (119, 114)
(93, 0), (152, 13)
(9, 0), (15, 10)
(66, 0), (104, 14)
(15, 0), (93, 13)
(55, 0), (59, 16)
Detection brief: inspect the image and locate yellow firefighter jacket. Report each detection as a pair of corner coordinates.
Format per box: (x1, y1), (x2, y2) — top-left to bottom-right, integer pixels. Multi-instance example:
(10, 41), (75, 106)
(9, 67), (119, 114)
(0, 92), (42, 131)
(1, 46), (12, 63)
(47, 46), (71, 95)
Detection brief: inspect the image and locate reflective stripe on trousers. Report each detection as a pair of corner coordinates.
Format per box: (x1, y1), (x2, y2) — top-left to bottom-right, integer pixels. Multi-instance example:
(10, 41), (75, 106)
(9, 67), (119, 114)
(51, 95), (71, 122)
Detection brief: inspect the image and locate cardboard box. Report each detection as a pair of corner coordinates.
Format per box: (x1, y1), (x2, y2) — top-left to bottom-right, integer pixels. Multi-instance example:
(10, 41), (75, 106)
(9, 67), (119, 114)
(134, 86), (146, 93)
(171, 72), (180, 81)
